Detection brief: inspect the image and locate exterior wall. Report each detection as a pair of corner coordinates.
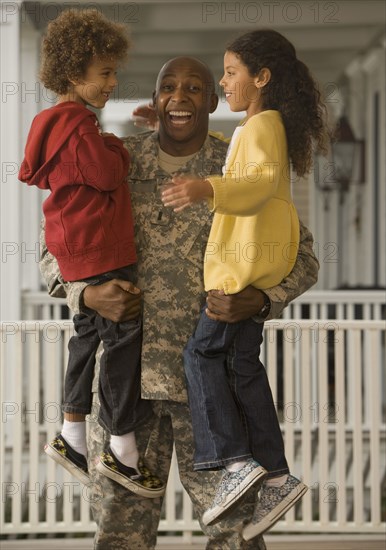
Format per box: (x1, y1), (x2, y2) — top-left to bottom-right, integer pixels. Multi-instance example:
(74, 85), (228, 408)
(312, 38), (386, 290)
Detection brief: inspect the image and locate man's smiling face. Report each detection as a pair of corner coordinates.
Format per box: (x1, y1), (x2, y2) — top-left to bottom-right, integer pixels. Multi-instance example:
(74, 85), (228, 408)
(153, 57), (218, 155)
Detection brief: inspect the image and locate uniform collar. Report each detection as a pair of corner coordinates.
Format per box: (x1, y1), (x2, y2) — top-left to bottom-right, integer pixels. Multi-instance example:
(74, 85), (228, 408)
(128, 131), (217, 182)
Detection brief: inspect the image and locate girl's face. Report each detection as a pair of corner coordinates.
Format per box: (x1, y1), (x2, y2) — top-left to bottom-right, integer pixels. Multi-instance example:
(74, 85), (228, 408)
(219, 51), (263, 119)
(71, 58), (118, 109)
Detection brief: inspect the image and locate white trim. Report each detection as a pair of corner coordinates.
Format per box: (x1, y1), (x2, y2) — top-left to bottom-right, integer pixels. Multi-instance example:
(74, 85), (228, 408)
(361, 46), (385, 74)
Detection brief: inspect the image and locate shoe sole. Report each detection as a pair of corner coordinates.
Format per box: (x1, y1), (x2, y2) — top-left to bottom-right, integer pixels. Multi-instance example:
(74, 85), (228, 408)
(242, 482), (308, 540)
(95, 458), (165, 498)
(202, 466), (267, 526)
(44, 444), (90, 485)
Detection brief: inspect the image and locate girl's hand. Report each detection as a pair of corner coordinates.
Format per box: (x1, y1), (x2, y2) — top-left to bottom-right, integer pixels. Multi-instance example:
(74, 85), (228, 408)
(131, 103), (159, 130)
(161, 175), (213, 212)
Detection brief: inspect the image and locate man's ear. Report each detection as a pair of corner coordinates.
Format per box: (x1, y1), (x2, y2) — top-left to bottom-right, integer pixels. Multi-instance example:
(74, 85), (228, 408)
(209, 93), (219, 114)
(254, 68), (271, 89)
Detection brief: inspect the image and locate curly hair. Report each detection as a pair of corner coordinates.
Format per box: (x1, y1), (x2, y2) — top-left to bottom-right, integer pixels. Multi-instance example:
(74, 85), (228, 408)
(227, 29), (329, 177)
(39, 9), (131, 95)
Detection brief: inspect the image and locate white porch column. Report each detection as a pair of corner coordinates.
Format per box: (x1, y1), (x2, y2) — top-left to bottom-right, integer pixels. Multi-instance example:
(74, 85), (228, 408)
(19, 9), (46, 293)
(362, 45), (386, 287)
(344, 59), (365, 288)
(1, 1), (22, 320)
(311, 97), (342, 290)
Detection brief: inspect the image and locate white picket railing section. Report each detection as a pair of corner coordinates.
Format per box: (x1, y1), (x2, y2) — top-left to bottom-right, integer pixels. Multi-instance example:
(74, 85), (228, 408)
(1, 318), (385, 538)
(282, 290), (385, 321)
(22, 291), (72, 321)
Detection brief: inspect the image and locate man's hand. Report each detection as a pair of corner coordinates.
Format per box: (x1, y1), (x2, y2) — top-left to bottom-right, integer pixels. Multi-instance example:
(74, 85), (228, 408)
(205, 287), (266, 323)
(131, 103), (159, 130)
(161, 175), (213, 212)
(83, 279), (142, 322)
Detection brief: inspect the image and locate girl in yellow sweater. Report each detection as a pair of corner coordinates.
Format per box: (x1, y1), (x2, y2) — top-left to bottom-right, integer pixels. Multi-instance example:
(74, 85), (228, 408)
(162, 29), (328, 539)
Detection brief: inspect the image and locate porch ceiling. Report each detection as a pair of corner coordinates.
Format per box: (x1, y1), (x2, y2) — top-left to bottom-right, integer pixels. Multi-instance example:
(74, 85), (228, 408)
(23, 0), (386, 99)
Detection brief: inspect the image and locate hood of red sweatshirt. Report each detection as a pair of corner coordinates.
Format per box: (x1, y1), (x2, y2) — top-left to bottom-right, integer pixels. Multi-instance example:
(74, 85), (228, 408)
(19, 102), (96, 190)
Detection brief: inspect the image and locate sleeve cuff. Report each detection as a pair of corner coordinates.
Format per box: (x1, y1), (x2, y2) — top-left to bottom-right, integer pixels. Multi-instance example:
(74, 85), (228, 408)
(67, 282), (89, 314)
(262, 287), (288, 321)
(252, 293), (271, 323)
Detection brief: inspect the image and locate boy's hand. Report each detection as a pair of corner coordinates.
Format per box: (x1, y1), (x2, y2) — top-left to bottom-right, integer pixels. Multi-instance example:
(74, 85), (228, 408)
(83, 279), (142, 322)
(161, 175), (213, 212)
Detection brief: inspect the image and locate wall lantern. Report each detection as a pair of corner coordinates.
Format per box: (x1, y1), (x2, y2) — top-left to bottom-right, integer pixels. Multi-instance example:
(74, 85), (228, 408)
(315, 115), (365, 207)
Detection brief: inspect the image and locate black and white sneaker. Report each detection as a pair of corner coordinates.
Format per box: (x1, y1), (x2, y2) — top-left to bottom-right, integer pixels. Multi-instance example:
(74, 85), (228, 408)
(242, 475), (308, 540)
(202, 459), (267, 526)
(96, 446), (165, 498)
(44, 434), (89, 485)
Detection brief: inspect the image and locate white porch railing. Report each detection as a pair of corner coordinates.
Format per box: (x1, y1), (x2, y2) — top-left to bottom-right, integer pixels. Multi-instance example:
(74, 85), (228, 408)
(1, 319), (385, 538)
(21, 289), (386, 321)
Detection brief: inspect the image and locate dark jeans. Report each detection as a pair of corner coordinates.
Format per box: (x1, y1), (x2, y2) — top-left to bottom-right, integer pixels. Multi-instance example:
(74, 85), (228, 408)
(184, 309), (289, 478)
(62, 265), (151, 435)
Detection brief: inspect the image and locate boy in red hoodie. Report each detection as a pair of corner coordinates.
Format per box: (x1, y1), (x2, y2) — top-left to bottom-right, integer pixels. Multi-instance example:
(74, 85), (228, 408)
(19, 9), (164, 498)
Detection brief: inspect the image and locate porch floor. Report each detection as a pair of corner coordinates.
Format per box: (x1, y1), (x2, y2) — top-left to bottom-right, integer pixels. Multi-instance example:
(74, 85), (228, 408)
(1, 535), (385, 550)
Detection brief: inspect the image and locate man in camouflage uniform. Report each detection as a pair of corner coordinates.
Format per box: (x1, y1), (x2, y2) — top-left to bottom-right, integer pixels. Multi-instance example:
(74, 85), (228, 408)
(40, 57), (319, 549)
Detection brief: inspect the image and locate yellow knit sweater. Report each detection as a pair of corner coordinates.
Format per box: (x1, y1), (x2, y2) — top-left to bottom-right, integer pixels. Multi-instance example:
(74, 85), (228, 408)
(205, 110), (299, 293)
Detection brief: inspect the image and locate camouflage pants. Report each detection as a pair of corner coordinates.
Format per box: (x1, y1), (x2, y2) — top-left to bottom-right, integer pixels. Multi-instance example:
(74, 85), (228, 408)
(87, 398), (266, 549)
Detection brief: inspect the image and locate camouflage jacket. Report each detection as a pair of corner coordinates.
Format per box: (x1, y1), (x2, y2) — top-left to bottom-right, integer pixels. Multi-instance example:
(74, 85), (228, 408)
(40, 131), (319, 402)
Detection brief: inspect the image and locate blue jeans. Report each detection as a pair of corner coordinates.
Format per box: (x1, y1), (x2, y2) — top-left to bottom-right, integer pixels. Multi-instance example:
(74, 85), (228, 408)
(62, 265), (152, 435)
(184, 309), (289, 477)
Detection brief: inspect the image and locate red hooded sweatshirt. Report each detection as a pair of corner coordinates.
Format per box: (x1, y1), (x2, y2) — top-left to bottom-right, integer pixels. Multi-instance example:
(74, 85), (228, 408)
(19, 102), (136, 281)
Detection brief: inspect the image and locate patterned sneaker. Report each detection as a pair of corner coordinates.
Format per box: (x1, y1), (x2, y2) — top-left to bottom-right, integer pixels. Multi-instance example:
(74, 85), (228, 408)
(202, 459), (267, 526)
(242, 474), (308, 540)
(44, 434), (89, 485)
(96, 447), (165, 498)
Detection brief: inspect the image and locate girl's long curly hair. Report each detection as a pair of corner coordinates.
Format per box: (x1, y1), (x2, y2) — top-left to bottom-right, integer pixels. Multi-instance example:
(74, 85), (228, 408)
(227, 29), (329, 177)
(40, 9), (131, 95)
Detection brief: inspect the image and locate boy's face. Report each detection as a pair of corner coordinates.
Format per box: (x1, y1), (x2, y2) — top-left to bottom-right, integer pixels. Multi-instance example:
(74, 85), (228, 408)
(71, 58), (118, 109)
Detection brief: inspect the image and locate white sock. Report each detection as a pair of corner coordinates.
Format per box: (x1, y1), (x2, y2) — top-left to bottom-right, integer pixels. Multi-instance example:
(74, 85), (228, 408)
(110, 432), (139, 471)
(61, 420), (87, 457)
(226, 460), (248, 473)
(265, 474), (288, 487)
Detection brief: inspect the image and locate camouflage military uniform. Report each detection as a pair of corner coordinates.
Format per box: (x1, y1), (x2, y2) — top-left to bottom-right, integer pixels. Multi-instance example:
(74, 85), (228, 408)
(40, 131), (319, 549)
